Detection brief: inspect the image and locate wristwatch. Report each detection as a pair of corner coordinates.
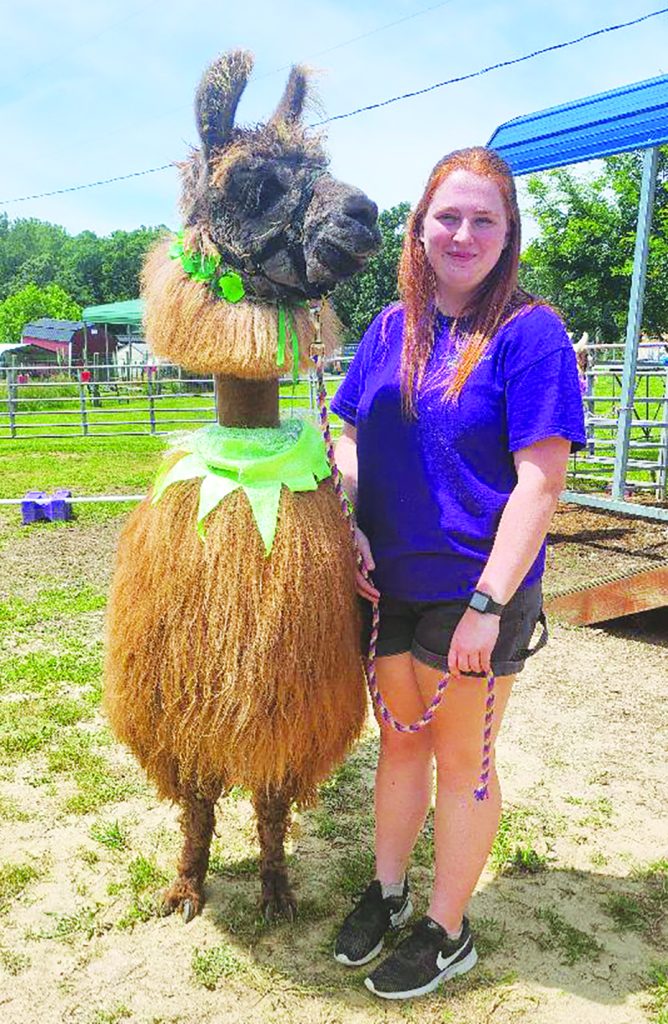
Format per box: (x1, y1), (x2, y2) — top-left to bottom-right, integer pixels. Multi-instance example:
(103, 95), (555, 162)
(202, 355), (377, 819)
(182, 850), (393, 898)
(468, 590), (505, 616)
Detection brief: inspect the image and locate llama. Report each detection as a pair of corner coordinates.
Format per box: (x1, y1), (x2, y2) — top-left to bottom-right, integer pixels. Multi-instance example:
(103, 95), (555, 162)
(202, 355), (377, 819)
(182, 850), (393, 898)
(104, 49), (380, 922)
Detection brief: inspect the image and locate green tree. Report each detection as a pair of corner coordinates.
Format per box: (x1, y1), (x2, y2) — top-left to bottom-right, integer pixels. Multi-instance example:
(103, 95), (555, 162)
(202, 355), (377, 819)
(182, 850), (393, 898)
(0, 283), (81, 343)
(0, 217), (167, 306)
(520, 147), (668, 340)
(332, 202), (411, 341)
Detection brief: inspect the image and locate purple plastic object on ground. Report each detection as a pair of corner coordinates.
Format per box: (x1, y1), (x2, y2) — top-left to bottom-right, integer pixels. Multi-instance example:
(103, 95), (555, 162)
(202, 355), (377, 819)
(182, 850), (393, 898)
(21, 489), (73, 525)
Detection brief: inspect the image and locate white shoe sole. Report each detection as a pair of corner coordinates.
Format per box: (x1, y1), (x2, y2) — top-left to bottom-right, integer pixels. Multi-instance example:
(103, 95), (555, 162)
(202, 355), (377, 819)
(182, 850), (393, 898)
(364, 945), (478, 999)
(334, 898), (413, 967)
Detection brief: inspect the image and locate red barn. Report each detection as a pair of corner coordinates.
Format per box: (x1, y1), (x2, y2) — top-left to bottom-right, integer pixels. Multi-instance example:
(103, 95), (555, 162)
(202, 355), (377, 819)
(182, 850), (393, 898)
(19, 318), (119, 367)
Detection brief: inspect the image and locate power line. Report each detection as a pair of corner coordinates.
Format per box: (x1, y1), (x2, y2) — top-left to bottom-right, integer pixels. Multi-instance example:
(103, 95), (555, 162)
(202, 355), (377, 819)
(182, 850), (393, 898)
(312, 5), (668, 126)
(1, 165), (174, 205)
(2, 5), (668, 206)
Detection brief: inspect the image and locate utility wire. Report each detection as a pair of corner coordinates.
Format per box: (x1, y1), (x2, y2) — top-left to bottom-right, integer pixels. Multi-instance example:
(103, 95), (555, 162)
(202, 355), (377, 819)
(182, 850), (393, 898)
(2, 5), (668, 206)
(312, 5), (668, 125)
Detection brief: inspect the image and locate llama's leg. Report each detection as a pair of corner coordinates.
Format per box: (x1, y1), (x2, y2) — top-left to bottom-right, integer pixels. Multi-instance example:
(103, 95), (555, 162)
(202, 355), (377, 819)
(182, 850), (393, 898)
(162, 789), (219, 923)
(252, 784), (296, 922)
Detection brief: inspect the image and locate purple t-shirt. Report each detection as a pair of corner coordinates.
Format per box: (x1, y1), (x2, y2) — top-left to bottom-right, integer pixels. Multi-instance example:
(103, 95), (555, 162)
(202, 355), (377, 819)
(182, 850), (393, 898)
(331, 302), (586, 601)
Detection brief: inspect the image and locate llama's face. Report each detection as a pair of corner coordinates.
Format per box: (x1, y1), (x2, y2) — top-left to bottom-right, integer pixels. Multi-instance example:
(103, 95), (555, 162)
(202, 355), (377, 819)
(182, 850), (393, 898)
(181, 51), (381, 300)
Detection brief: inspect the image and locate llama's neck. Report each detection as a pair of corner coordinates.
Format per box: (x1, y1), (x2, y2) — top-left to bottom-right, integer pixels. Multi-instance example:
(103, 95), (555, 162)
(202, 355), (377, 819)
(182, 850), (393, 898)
(214, 375), (279, 428)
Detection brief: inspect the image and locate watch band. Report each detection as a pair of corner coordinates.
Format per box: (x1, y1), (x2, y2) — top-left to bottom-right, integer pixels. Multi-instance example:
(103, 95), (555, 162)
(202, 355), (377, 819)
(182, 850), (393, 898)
(468, 589), (505, 616)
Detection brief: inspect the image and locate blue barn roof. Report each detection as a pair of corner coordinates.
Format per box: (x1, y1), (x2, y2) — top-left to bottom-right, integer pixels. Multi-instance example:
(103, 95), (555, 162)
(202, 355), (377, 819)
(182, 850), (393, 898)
(487, 73), (668, 175)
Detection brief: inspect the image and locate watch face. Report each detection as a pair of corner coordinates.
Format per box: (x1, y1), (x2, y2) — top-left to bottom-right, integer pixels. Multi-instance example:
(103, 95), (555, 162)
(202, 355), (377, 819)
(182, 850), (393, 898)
(469, 591), (488, 613)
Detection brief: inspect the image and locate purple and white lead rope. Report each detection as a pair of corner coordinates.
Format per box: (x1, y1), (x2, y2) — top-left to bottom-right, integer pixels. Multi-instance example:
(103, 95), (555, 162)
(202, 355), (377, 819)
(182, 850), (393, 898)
(310, 336), (494, 801)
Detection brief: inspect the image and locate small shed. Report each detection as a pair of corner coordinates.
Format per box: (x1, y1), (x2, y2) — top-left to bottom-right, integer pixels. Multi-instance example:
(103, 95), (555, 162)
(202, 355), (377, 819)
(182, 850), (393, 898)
(19, 318), (119, 366)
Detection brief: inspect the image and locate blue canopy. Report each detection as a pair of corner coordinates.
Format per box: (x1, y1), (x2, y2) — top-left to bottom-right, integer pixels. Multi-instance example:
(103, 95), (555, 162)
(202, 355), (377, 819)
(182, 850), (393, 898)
(487, 73), (668, 175)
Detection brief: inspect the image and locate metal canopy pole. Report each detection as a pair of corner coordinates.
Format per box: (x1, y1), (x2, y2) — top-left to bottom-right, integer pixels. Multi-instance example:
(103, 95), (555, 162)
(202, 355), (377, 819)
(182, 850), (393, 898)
(611, 146), (659, 499)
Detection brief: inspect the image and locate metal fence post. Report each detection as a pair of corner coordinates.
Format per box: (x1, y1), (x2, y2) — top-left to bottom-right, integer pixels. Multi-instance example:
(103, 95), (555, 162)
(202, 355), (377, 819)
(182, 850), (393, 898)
(612, 146), (658, 500)
(79, 372), (89, 435)
(7, 359), (17, 439)
(147, 364), (156, 434)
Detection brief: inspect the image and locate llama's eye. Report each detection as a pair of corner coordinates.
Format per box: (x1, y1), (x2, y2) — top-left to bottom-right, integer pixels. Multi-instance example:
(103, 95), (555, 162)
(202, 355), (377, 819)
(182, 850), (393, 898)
(257, 175), (286, 212)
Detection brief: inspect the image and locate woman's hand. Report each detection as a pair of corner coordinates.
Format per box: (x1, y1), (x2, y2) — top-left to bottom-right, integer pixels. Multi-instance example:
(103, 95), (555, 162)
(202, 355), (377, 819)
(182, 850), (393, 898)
(447, 608), (500, 676)
(353, 525), (381, 602)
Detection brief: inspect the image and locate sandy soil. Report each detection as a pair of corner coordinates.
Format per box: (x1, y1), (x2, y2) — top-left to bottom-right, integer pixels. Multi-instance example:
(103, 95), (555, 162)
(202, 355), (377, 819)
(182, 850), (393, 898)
(0, 505), (666, 1024)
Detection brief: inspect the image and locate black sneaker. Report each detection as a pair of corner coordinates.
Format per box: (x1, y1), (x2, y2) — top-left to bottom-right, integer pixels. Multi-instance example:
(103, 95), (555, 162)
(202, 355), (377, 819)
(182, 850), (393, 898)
(364, 914), (477, 999)
(334, 878), (413, 967)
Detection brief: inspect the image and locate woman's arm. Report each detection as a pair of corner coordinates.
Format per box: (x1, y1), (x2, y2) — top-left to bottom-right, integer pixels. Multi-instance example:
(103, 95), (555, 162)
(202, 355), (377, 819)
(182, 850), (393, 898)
(334, 422), (359, 511)
(334, 422), (380, 601)
(447, 435), (571, 675)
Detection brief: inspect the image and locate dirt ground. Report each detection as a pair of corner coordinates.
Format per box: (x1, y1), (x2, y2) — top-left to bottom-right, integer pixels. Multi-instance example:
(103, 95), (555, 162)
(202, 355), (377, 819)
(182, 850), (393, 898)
(0, 503), (666, 1024)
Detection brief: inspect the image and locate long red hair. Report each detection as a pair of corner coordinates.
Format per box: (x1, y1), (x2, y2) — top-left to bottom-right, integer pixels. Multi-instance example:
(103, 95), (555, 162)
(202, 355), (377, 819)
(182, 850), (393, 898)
(398, 147), (539, 414)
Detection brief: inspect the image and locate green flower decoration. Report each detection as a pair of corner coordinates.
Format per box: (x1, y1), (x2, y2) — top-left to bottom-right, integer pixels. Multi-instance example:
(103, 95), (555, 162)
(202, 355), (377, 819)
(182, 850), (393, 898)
(168, 230), (245, 302)
(218, 271), (245, 302)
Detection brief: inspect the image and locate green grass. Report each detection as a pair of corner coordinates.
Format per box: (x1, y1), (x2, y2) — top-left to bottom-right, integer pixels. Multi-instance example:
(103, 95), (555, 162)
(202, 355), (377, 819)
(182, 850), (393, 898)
(0, 861), (41, 911)
(602, 859), (667, 944)
(90, 819), (130, 851)
(647, 963), (668, 1024)
(534, 907), (603, 965)
(0, 694), (91, 761)
(0, 945), (31, 975)
(0, 585), (106, 637)
(0, 647), (102, 696)
(0, 794), (30, 821)
(46, 730), (140, 814)
(87, 1008), (132, 1024)
(36, 903), (106, 943)
(115, 854), (169, 929)
(191, 941), (252, 990)
(489, 806), (551, 875)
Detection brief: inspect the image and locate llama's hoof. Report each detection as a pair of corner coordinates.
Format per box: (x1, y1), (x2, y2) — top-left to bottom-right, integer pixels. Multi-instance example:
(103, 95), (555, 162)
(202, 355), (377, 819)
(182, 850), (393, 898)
(261, 882), (297, 923)
(161, 881), (203, 922)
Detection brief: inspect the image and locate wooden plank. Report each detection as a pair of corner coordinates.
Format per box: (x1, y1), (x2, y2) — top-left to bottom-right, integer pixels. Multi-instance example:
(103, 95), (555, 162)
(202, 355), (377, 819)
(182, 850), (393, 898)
(545, 564), (668, 625)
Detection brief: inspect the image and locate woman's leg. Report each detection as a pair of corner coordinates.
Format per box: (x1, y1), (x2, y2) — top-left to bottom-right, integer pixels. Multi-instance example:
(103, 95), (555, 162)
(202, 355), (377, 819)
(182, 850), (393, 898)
(373, 653), (434, 884)
(412, 662), (515, 934)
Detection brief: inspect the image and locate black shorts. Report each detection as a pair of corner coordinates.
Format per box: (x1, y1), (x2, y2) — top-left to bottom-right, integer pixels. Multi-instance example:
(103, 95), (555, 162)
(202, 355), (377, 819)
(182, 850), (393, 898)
(359, 582), (547, 677)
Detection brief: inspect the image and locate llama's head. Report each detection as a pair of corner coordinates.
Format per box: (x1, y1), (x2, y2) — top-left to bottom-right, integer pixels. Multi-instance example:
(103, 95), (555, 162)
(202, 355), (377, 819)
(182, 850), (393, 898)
(179, 49), (380, 300)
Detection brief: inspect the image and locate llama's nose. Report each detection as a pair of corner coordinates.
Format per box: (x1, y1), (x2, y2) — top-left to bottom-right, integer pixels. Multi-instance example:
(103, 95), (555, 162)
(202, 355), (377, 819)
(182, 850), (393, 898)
(342, 191), (379, 232)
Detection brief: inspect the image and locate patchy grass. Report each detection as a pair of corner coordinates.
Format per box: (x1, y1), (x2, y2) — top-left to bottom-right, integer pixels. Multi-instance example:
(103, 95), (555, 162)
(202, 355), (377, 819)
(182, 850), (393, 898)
(489, 806), (551, 875)
(0, 694), (91, 763)
(332, 848), (376, 898)
(191, 941), (253, 990)
(473, 916), (507, 959)
(0, 793), (30, 821)
(0, 944), (31, 974)
(87, 1008), (132, 1024)
(47, 730), (141, 814)
(0, 585), (106, 637)
(646, 962), (668, 1024)
(36, 903), (107, 944)
(603, 860), (667, 944)
(90, 818), (130, 852)
(0, 648), (102, 697)
(116, 854), (169, 930)
(0, 861), (41, 911)
(533, 907), (603, 965)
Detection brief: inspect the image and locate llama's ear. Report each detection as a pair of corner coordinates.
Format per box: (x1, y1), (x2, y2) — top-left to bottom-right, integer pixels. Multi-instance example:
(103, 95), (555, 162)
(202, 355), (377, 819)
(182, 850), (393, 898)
(195, 49), (254, 159)
(269, 65), (308, 126)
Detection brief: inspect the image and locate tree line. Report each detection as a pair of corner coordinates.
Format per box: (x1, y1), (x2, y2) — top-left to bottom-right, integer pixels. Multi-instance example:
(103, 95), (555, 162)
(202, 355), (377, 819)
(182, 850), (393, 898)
(1, 147), (667, 344)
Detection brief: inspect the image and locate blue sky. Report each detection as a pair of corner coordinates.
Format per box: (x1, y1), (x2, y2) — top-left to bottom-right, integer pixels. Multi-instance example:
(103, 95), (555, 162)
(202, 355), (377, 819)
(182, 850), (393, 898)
(2, 0), (668, 240)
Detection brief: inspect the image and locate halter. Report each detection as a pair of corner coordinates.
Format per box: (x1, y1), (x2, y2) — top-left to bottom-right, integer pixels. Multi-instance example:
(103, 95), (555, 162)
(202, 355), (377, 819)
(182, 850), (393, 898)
(309, 319), (495, 802)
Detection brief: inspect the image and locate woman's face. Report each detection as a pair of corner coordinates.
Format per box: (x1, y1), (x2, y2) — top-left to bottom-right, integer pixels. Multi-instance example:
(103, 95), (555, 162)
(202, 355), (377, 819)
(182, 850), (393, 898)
(420, 169), (509, 314)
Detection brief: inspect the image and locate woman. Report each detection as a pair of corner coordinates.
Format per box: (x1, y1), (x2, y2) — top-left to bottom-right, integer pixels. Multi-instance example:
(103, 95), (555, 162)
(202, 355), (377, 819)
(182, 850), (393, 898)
(330, 147), (585, 1000)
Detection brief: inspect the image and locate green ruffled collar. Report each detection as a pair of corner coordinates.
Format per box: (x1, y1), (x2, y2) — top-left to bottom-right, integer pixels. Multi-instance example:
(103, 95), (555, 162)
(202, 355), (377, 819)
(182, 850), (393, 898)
(152, 419), (331, 554)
